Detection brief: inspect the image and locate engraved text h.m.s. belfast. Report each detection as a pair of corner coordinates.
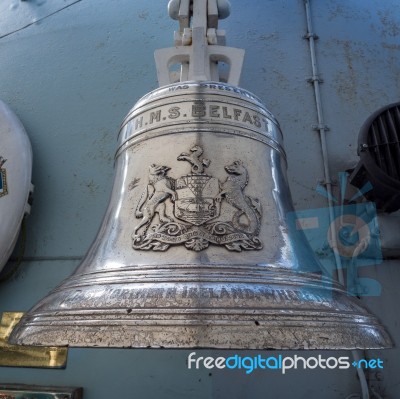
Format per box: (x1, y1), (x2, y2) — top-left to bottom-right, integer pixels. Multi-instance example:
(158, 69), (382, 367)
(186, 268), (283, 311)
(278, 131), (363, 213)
(132, 145), (262, 252)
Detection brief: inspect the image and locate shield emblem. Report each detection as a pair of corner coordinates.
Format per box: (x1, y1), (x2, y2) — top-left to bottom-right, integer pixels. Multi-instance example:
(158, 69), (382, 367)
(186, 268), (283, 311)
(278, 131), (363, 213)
(174, 174), (220, 225)
(0, 169), (7, 197)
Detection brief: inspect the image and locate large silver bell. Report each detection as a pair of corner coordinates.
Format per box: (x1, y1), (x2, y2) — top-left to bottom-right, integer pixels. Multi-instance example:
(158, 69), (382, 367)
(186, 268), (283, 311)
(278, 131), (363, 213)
(9, 81), (392, 349)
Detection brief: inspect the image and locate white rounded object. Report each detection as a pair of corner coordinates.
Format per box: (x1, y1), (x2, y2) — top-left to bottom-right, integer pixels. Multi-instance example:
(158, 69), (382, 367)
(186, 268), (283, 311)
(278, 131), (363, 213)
(168, 0), (180, 20)
(0, 100), (32, 272)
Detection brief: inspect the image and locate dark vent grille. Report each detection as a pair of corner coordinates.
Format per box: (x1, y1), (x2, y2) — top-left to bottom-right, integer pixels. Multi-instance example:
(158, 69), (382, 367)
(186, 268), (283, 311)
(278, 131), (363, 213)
(367, 105), (400, 181)
(350, 102), (400, 213)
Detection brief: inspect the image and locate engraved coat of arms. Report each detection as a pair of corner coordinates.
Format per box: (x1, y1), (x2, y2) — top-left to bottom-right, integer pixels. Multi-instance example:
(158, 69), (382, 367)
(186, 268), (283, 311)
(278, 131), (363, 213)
(132, 145), (262, 252)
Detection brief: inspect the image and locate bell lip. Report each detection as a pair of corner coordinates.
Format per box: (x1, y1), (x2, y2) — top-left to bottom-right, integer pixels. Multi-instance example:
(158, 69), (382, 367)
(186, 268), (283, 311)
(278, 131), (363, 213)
(8, 266), (393, 350)
(9, 323), (393, 350)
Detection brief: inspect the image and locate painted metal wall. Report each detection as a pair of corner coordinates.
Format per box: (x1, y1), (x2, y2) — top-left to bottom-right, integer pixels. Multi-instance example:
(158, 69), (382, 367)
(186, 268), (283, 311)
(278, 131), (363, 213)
(0, 0), (399, 397)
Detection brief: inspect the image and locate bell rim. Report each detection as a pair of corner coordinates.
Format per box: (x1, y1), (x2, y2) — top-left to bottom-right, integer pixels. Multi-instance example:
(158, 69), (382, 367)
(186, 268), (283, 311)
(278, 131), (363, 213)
(9, 266), (393, 349)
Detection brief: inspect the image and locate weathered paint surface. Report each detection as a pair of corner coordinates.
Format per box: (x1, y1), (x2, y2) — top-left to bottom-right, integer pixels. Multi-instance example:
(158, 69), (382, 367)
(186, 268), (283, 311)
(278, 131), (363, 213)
(0, 0), (399, 397)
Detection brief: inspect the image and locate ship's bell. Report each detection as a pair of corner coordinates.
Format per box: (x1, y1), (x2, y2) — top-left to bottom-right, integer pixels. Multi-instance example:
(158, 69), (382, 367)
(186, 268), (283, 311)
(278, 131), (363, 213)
(10, 0), (392, 349)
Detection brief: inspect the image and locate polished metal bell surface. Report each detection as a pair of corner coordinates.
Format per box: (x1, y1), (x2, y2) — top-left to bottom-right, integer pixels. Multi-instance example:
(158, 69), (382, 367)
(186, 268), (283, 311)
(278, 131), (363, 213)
(9, 82), (392, 349)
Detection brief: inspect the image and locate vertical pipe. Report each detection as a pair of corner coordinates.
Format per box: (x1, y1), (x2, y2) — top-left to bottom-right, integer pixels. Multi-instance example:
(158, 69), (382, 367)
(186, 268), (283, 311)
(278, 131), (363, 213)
(303, 0), (344, 285)
(303, 1), (370, 398)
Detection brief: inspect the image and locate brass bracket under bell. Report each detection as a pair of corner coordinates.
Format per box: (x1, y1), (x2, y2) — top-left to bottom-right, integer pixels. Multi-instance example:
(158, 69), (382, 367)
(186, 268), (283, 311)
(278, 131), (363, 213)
(0, 312), (68, 368)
